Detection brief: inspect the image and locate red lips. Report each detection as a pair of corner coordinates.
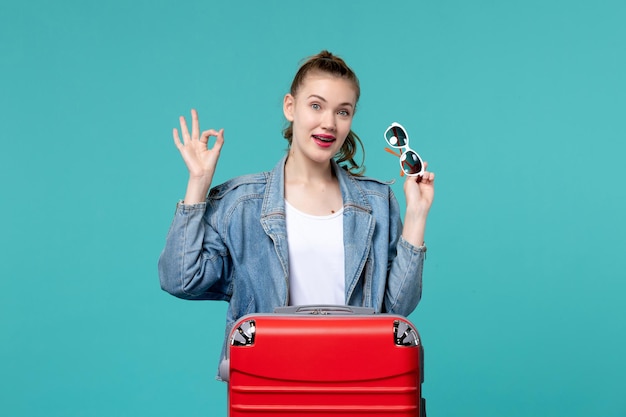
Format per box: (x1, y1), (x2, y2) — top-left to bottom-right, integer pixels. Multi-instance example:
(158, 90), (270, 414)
(312, 134), (335, 148)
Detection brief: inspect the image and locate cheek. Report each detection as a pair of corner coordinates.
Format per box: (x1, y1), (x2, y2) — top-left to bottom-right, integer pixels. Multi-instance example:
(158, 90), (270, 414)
(295, 109), (318, 128)
(338, 119), (353, 136)
(337, 124), (352, 143)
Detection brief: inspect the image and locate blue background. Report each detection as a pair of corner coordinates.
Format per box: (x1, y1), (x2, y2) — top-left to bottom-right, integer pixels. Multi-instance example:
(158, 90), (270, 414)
(2, 1), (625, 416)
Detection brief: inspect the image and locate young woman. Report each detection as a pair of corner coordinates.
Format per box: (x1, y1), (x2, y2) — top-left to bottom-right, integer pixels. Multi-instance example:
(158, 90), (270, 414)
(158, 50), (435, 376)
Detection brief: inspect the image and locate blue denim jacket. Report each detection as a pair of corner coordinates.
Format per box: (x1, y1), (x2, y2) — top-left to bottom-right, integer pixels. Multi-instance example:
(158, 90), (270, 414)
(158, 156), (426, 373)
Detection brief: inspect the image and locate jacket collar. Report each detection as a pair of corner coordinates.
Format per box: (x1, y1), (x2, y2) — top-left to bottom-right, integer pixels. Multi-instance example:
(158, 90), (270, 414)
(261, 154), (373, 218)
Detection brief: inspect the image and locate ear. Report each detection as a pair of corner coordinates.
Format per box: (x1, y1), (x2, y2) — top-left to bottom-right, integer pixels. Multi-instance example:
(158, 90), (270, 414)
(283, 94), (295, 122)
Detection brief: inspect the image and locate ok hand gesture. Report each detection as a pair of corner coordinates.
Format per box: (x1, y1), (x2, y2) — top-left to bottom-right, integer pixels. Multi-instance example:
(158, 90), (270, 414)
(173, 109), (225, 204)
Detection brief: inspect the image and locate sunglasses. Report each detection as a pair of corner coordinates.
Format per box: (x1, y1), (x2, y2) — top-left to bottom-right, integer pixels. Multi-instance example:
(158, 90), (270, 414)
(384, 122), (425, 177)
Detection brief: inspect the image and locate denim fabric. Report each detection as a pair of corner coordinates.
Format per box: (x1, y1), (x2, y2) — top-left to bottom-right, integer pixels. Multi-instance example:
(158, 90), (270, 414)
(158, 155), (426, 376)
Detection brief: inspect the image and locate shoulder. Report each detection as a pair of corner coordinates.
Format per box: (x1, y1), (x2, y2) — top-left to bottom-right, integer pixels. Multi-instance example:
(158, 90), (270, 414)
(335, 165), (400, 213)
(335, 164), (393, 188)
(348, 172), (397, 198)
(350, 175), (402, 218)
(208, 171), (270, 201)
(352, 174), (395, 188)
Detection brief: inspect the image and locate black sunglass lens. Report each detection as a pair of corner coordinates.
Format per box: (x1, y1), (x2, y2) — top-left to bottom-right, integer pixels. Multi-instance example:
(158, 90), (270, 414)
(386, 126), (408, 147)
(401, 151), (423, 175)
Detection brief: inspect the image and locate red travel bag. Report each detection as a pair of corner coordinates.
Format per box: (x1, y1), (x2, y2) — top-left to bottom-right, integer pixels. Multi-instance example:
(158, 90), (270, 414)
(219, 305), (426, 416)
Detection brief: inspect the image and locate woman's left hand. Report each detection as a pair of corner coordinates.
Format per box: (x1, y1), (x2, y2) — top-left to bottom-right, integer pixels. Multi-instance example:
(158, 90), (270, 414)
(404, 162), (435, 216)
(401, 162), (435, 247)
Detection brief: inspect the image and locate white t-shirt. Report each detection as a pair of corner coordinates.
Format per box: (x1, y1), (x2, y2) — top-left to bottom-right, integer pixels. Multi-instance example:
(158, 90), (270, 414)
(285, 200), (345, 306)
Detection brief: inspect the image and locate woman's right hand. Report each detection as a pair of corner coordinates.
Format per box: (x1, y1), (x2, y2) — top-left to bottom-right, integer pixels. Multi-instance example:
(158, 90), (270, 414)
(173, 109), (225, 204)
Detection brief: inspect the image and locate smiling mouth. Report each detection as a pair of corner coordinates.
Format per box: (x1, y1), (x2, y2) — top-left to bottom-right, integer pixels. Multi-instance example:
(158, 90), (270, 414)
(313, 135), (335, 143)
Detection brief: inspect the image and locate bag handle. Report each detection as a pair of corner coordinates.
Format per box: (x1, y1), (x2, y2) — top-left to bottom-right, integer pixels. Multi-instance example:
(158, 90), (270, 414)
(274, 304), (376, 315)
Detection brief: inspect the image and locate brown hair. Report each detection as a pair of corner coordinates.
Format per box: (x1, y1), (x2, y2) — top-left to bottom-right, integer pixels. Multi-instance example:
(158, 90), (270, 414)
(283, 50), (365, 175)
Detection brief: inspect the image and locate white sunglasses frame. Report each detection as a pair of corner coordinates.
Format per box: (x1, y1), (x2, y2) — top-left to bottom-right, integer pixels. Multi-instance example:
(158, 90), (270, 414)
(384, 122), (425, 177)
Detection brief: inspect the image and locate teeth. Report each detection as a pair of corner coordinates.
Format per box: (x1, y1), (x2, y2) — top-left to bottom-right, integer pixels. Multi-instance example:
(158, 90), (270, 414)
(314, 135), (333, 142)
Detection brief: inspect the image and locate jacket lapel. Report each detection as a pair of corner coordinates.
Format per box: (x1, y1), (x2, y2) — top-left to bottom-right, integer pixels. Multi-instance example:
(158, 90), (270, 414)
(334, 163), (375, 303)
(260, 157), (290, 301)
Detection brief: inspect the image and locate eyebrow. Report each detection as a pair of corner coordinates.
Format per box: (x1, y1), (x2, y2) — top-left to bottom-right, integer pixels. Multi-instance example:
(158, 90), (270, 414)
(307, 94), (354, 108)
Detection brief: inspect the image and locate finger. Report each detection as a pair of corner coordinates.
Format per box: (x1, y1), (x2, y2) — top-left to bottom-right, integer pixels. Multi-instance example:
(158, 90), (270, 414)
(199, 129), (222, 145)
(191, 109), (200, 140)
(213, 128), (225, 152)
(179, 115), (191, 143)
(419, 162), (433, 182)
(419, 171), (435, 183)
(173, 128), (183, 149)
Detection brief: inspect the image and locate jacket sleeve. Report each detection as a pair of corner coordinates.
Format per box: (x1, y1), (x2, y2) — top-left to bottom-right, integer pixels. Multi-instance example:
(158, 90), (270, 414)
(158, 201), (232, 301)
(383, 191), (426, 315)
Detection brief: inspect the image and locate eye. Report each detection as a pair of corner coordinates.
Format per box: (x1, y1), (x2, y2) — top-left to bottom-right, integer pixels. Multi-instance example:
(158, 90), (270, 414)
(311, 103), (321, 110)
(338, 109), (351, 117)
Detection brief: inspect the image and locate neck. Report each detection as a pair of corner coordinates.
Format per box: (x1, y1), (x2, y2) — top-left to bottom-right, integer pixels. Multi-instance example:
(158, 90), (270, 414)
(284, 150), (335, 184)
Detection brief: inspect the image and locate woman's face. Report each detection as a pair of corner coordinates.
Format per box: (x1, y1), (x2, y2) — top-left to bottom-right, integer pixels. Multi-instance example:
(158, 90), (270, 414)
(283, 73), (357, 166)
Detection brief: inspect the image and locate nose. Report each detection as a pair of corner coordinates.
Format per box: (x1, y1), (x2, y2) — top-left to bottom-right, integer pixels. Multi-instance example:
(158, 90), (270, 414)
(321, 110), (336, 132)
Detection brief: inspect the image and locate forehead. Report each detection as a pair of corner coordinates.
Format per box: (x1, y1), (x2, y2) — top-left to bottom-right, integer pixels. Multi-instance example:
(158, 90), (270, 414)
(297, 73), (358, 104)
